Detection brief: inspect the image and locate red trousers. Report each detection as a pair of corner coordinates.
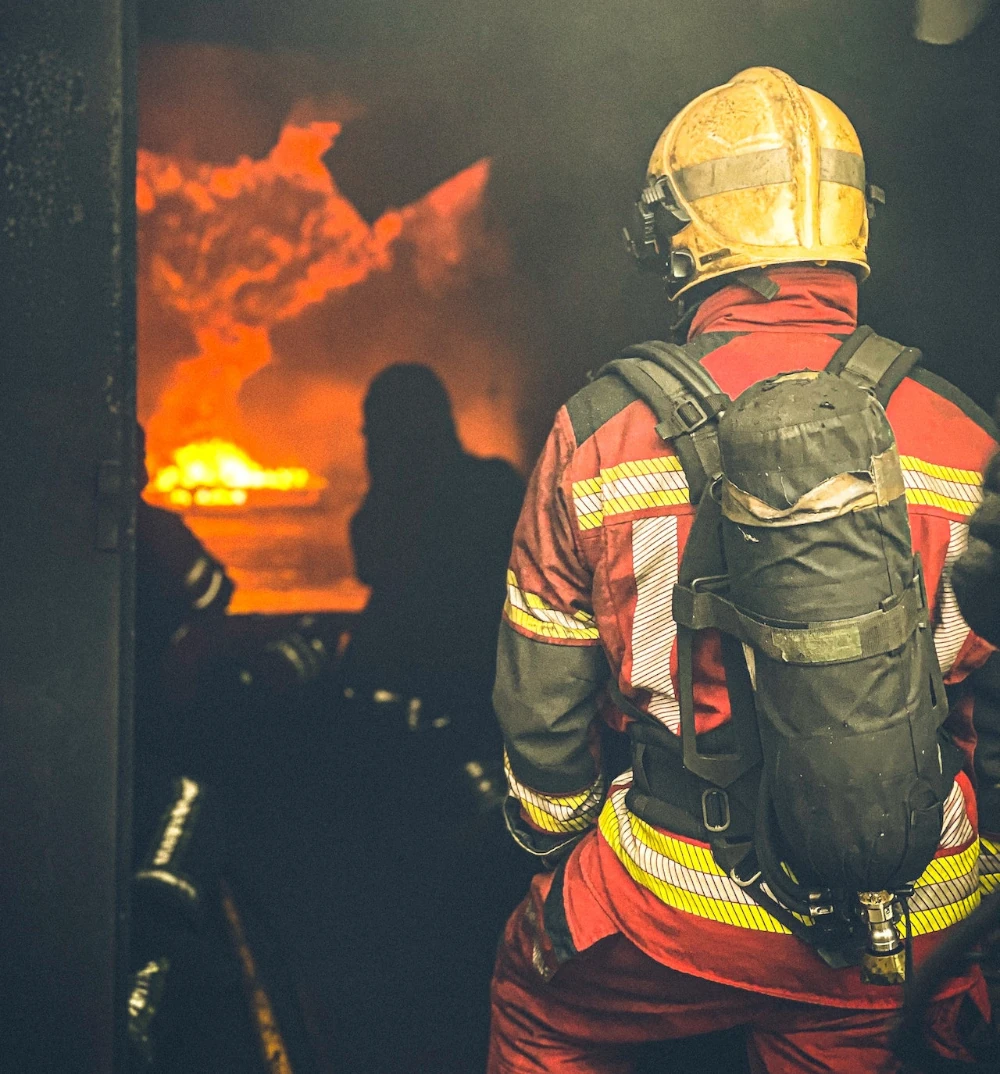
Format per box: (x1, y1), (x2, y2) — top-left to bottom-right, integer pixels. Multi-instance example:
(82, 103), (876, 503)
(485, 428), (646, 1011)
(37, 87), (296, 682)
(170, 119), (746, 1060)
(488, 892), (990, 1074)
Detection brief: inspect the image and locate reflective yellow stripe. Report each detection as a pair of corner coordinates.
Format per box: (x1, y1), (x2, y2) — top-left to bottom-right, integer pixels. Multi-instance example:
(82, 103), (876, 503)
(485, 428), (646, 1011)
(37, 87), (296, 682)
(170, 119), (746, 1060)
(905, 489), (979, 516)
(601, 456), (686, 483)
(504, 600), (600, 640)
(600, 794), (791, 933)
(521, 798), (598, 833)
(979, 836), (1000, 896)
(503, 570), (599, 641)
(572, 456), (689, 530)
(900, 455), (982, 517)
(504, 751), (603, 834)
(572, 453), (984, 529)
(601, 489), (690, 516)
(573, 475), (603, 497)
(914, 840), (979, 887)
(627, 809), (720, 875)
(899, 457), (983, 486)
(907, 891), (981, 937)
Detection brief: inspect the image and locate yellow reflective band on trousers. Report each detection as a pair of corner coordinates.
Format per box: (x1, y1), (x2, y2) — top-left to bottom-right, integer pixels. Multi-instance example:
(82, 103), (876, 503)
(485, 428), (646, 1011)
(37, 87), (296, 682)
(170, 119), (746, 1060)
(599, 778), (984, 937)
(504, 751), (603, 834)
(503, 570), (599, 641)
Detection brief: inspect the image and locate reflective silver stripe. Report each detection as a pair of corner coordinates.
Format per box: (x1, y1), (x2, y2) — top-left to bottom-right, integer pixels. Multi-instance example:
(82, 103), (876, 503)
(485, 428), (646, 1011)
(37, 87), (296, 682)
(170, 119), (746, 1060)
(192, 568), (224, 611)
(674, 147), (791, 202)
(630, 516), (681, 733)
(934, 521), (973, 673)
(185, 555), (209, 589)
(819, 147), (865, 191)
(672, 146), (864, 202)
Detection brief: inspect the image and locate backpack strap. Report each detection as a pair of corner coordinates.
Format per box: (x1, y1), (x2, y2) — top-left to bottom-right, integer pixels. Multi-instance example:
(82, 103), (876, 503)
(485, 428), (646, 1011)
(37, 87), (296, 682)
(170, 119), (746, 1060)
(596, 341), (731, 504)
(825, 326), (922, 407)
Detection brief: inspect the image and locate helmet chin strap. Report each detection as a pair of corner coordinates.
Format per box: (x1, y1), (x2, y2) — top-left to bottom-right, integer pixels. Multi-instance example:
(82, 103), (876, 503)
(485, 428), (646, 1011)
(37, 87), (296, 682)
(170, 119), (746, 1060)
(667, 295), (699, 339)
(734, 268), (780, 300)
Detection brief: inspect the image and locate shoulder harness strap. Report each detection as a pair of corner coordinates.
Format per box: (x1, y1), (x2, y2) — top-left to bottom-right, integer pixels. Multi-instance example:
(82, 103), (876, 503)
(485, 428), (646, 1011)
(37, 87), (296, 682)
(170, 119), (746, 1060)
(597, 340), (731, 504)
(825, 325), (922, 406)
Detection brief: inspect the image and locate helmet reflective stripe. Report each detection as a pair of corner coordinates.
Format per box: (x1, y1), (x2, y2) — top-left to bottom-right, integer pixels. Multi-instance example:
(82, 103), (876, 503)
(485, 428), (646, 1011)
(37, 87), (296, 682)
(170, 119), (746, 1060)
(673, 146), (864, 203)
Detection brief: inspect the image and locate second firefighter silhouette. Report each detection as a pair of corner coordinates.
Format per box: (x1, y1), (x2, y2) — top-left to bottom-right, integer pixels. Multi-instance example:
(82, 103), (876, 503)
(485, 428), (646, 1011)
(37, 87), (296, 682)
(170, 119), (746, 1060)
(345, 364), (525, 735)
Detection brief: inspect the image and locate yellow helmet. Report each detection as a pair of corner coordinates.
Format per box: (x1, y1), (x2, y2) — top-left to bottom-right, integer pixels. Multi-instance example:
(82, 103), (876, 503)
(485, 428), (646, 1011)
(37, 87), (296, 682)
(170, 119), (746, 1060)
(625, 67), (879, 299)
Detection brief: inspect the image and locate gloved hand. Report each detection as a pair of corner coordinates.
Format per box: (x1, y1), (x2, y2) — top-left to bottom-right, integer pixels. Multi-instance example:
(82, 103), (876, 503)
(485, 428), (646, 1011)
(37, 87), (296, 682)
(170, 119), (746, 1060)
(953, 451), (1000, 648)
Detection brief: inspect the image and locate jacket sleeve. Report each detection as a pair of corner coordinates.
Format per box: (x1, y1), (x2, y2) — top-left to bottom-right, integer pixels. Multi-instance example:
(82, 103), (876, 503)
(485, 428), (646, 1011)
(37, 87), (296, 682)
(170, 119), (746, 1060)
(953, 451), (1000, 649)
(137, 501), (234, 618)
(938, 450), (1000, 891)
(493, 407), (609, 856)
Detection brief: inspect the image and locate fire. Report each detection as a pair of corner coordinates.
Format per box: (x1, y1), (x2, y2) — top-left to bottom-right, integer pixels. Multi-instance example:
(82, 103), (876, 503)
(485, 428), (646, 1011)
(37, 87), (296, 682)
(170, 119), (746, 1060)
(137, 117), (408, 470)
(151, 439), (328, 509)
(138, 83), (518, 612)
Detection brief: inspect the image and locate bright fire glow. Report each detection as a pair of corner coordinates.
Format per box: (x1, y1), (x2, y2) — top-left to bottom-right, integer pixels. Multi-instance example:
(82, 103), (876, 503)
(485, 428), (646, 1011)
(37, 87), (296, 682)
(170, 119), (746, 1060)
(152, 439), (327, 509)
(137, 81), (519, 612)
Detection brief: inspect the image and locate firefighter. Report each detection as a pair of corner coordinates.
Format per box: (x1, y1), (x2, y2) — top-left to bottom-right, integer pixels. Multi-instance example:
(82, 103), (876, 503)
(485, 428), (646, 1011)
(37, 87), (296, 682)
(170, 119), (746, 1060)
(345, 364), (524, 752)
(489, 68), (999, 1073)
(134, 423), (234, 843)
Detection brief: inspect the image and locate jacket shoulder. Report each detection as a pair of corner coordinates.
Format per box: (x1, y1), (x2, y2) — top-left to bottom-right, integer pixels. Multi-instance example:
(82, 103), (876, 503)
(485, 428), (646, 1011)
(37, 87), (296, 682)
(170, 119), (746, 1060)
(564, 375), (638, 448)
(565, 331), (740, 447)
(906, 367), (998, 441)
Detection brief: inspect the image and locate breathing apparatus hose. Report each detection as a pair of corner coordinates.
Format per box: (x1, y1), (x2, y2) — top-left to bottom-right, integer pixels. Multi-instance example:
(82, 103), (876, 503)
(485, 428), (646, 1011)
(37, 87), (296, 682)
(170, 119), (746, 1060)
(891, 885), (1000, 1071)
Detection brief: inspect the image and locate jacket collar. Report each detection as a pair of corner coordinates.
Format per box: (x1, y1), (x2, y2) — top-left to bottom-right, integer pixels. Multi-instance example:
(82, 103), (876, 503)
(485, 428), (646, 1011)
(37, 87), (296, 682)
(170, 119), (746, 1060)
(688, 266), (859, 340)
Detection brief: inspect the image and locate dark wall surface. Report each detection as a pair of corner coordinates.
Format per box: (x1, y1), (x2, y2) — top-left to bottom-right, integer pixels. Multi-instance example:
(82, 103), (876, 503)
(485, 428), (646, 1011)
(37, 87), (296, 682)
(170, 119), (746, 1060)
(0, 2), (136, 1070)
(137, 0), (1000, 456)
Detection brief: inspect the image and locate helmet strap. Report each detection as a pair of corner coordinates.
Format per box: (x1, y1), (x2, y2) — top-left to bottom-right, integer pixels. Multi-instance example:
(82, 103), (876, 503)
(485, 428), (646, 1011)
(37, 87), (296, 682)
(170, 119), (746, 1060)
(734, 268), (780, 300)
(667, 268), (780, 338)
(668, 295), (699, 340)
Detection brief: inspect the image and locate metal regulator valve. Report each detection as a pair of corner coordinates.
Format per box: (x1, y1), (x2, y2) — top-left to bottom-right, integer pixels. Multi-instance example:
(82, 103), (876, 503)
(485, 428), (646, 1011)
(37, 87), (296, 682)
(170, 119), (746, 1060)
(858, 889), (909, 985)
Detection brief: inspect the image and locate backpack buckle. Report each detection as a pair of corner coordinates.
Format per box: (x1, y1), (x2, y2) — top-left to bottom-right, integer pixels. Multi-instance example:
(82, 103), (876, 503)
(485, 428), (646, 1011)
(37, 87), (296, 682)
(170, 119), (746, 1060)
(674, 398), (710, 432)
(729, 862), (762, 888)
(701, 788), (731, 833)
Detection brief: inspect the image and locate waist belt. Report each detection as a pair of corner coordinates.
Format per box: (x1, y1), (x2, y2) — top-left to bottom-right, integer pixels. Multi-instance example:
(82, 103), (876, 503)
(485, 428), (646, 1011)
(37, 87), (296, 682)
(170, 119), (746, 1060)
(629, 724), (760, 869)
(608, 681), (759, 866)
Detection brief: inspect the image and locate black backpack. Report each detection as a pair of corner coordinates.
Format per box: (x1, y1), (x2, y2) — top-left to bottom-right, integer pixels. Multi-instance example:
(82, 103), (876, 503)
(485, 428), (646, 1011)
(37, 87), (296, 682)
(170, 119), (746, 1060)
(598, 327), (962, 972)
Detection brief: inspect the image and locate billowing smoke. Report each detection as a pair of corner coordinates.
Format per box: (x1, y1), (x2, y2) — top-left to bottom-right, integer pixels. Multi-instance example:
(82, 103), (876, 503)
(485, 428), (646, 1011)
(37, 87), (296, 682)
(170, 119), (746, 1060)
(139, 44), (532, 610)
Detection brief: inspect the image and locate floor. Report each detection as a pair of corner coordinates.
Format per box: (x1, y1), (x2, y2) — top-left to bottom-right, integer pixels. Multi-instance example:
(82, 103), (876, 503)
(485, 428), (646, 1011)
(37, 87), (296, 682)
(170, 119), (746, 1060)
(138, 614), (998, 1073)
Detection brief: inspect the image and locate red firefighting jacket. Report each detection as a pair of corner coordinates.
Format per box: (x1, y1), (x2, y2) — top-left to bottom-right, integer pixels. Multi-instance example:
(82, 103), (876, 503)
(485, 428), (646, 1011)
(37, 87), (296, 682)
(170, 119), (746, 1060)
(494, 265), (999, 1007)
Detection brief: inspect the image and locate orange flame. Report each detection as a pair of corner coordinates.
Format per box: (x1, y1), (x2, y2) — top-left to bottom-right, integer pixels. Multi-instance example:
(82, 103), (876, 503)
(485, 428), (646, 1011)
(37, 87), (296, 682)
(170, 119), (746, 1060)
(138, 118), (412, 470)
(151, 439), (328, 509)
(138, 100), (511, 611)
(137, 120), (491, 471)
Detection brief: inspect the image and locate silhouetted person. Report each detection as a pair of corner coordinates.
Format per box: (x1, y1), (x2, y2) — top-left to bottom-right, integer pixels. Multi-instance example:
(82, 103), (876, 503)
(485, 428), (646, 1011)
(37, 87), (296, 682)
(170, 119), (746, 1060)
(345, 365), (525, 746)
